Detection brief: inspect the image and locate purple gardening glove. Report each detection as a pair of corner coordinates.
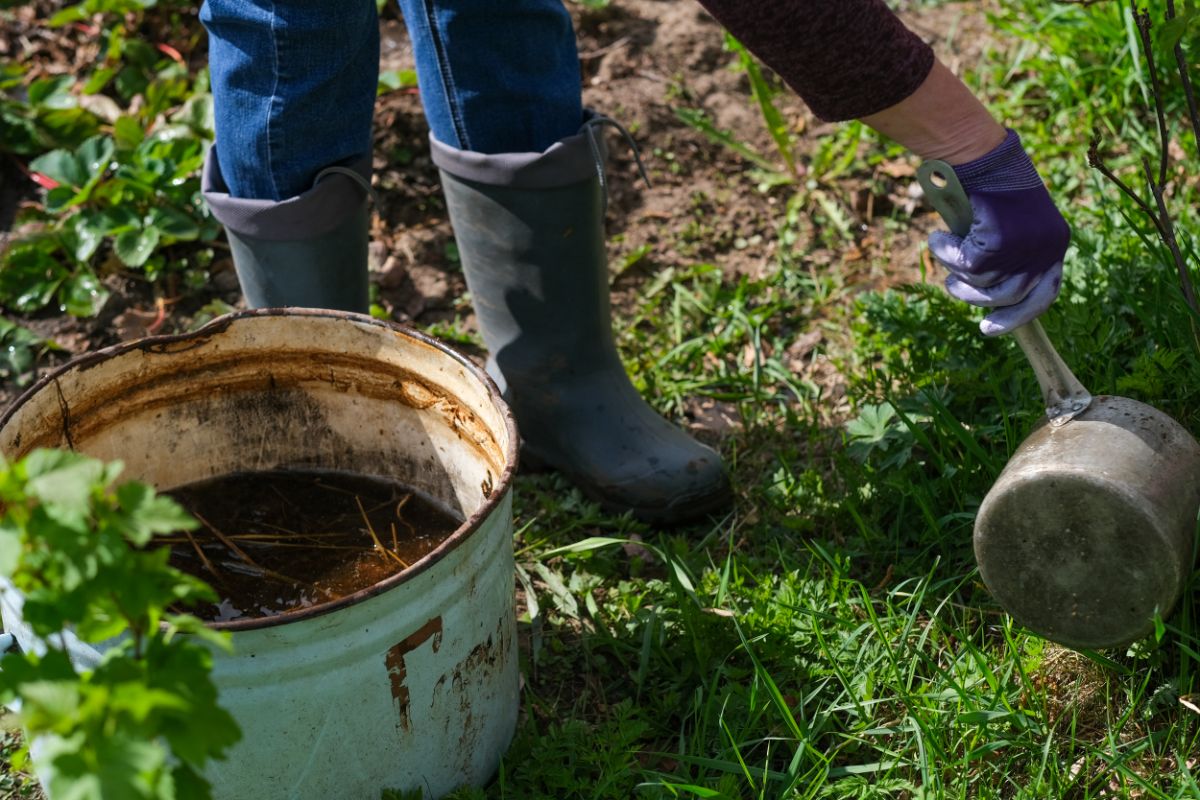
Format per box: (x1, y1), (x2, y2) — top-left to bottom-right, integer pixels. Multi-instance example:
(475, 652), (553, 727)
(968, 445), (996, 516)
(929, 130), (1070, 336)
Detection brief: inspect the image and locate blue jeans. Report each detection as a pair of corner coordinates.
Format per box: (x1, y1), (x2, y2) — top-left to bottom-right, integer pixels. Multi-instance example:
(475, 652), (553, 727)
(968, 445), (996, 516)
(201, 0), (583, 201)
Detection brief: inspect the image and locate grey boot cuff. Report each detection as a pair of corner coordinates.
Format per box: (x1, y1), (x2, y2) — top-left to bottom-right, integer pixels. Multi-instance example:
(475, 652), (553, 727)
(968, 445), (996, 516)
(430, 111), (608, 190)
(202, 147), (372, 242)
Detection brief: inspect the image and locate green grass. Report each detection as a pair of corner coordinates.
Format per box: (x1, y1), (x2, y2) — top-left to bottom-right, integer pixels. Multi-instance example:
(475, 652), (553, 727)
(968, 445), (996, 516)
(4, 0), (1200, 798)
(485, 2), (1200, 797)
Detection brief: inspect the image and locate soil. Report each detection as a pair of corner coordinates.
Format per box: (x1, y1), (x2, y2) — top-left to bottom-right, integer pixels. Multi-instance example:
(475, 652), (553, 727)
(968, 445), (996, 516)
(0, 0), (996, 419)
(166, 470), (460, 622)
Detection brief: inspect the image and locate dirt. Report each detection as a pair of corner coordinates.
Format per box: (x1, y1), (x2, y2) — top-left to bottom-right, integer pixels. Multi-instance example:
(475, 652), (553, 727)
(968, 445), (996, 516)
(0, 0), (999, 423)
(166, 469), (460, 621)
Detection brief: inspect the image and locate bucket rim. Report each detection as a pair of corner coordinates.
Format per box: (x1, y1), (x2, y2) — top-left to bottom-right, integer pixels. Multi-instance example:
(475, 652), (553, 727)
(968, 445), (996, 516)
(0, 308), (521, 633)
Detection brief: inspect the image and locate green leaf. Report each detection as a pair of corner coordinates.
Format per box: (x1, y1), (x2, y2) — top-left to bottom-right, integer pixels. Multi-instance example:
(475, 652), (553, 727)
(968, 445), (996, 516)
(167, 92), (213, 136)
(114, 64), (149, 102)
(42, 731), (165, 800)
(47, 3), (89, 26)
(81, 66), (117, 96)
(24, 450), (108, 519)
(846, 402), (897, 445)
(70, 211), (108, 262)
(113, 115), (146, 150)
(845, 402), (905, 464)
(540, 536), (627, 558)
(0, 318), (44, 384)
(163, 614), (232, 652)
(531, 562), (579, 619)
(97, 205), (142, 231)
(673, 107), (782, 175)
(0, 521), (23, 576)
(20, 680), (83, 726)
(1, 449), (237, 800)
(62, 272), (109, 318)
(148, 207), (200, 240)
(35, 107), (103, 149)
(30, 148), (87, 188)
(726, 32), (796, 176)
(77, 135), (115, 180)
(27, 76), (76, 110)
(0, 649), (78, 693)
(116, 482), (198, 545)
(114, 226), (161, 267)
(171, 765), (214, 800)
(0, 246), (66, 312)
(1159, 6), (1198, 52)
(378, 68), (418, 95)
(44, 185), (84, 213)
(29, 135), (113, 194)
(0, 62), (25, 90)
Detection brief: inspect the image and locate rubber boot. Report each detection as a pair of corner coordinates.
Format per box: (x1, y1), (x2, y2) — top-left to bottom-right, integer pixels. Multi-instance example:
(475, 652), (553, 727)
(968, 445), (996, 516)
(202, 149), (371, 313)
(431, 121), (731, 524)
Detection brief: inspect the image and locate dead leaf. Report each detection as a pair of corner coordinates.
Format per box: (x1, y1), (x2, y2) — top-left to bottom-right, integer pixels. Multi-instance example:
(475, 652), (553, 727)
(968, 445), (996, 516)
(78, 93), (121, 123)
(786, 329), (823, 368)
(878, 159), (917, 179)
(686, 398), (742, 436)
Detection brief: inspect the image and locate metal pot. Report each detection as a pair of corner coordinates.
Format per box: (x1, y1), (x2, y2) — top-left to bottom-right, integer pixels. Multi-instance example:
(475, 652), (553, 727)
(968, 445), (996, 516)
(0, 309), (520, 799)
(919, 163), (1200, 650)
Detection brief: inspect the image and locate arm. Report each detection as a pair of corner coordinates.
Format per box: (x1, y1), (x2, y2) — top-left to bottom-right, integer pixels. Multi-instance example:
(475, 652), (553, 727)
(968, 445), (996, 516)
(693, 0), (1070, 335)
(860, 60), (1005, 164)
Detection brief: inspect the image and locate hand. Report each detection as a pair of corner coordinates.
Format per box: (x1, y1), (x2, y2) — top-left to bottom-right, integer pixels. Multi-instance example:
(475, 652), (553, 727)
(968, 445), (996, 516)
(928, 130), (1070, 336)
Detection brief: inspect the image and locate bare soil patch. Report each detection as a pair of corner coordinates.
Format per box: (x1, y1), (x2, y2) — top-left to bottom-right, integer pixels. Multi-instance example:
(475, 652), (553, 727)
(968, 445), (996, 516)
(1, 1), (999, 419)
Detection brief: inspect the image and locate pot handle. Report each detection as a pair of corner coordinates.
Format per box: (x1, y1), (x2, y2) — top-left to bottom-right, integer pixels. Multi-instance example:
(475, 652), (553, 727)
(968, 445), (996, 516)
(917, 160), (1092, 426)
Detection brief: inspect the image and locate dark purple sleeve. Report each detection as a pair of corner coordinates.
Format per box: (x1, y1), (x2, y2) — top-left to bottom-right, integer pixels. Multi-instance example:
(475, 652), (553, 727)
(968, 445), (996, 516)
(692, 0), (935, 122)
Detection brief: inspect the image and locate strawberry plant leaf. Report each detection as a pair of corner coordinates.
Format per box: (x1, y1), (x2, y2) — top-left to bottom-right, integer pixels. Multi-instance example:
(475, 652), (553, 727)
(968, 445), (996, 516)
(113, 115), (145, 150)
(0, 237), (69, 309)
(68, 210), (107, 261)
(27, 76), (75, 110)
(30, 148), (86, 189)
(149, 206), (199, 240)
(114, 226), (161, 267)
(61, 272), (108, 317)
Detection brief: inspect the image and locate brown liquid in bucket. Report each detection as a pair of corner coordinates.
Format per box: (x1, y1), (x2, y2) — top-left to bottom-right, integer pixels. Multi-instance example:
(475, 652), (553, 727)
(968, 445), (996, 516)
(165, 470), (460, 621)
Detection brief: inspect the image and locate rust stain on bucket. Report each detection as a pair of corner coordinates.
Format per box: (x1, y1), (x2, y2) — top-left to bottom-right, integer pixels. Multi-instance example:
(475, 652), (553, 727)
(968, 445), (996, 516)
(385, 615), (444, 730)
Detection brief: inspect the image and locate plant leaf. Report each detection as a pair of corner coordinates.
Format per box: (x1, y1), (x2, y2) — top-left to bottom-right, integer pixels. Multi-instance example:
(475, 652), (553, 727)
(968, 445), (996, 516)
(113, 226), (161, 267)
(29, 149), (86, 189)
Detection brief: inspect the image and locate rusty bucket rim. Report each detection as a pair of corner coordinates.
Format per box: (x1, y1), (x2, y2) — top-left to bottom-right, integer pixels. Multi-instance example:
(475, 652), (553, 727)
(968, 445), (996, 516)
(0, 307), (521, 634)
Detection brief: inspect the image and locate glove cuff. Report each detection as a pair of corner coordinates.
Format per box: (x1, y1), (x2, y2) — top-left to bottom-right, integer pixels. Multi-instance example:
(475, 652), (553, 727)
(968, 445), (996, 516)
(953, 129), (1044, 192)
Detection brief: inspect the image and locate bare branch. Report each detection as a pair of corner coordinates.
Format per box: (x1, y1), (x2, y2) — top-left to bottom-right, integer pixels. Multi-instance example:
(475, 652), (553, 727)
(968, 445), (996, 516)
(1088, 130), (1169, 241)
(1132, 2), (1172, 187)
(1142, 156), (1198, 313)
(1166, 0), (1200, 155)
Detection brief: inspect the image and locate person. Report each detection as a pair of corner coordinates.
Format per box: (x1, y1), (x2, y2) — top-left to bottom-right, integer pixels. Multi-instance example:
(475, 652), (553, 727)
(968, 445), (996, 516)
(199, 0), (1069, 525)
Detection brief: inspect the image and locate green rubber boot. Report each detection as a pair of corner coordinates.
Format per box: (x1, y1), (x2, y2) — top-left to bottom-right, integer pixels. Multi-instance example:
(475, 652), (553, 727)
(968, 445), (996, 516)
(202, 150), (371, 313)
(431, 119), (731, 524)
